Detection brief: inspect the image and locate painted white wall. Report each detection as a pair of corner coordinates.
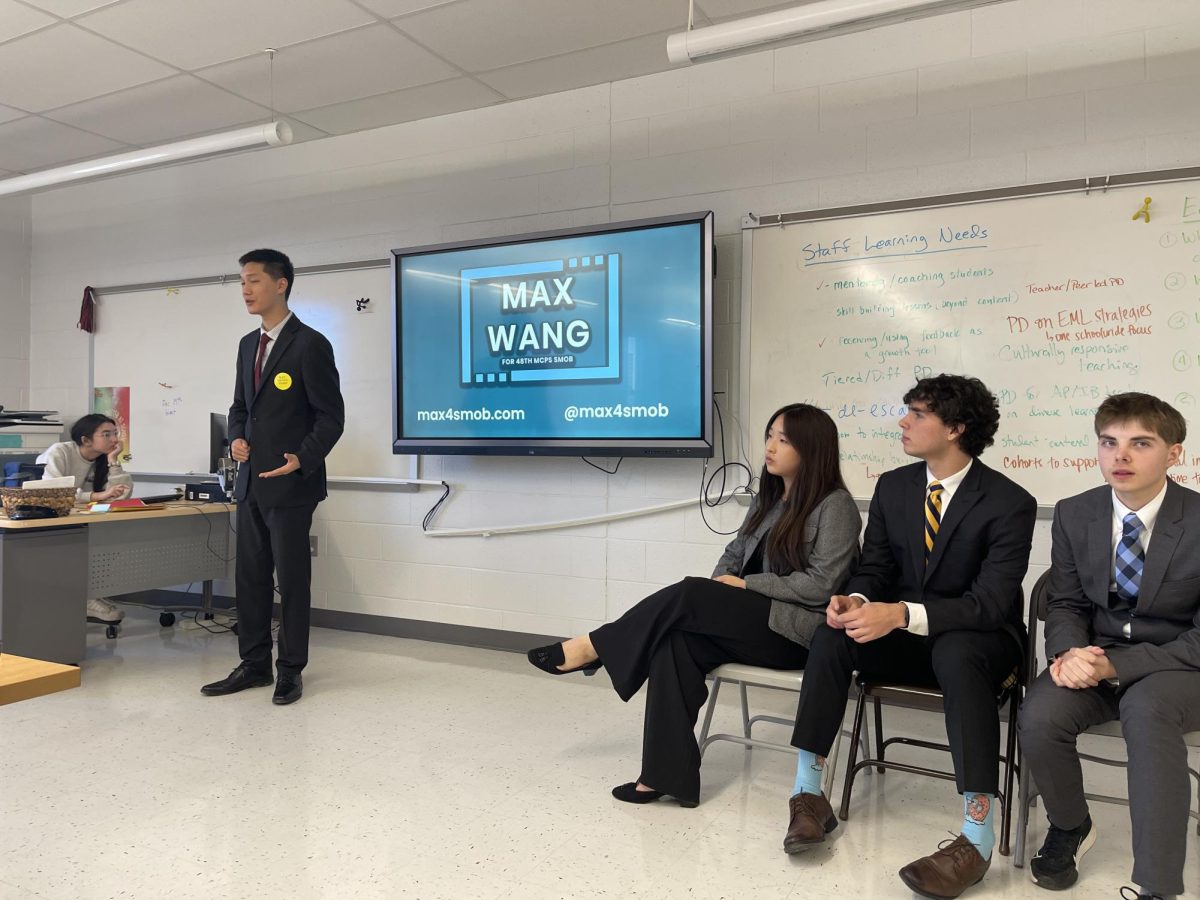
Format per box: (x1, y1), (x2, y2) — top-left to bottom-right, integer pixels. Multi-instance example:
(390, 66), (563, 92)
(0, 195), (32, 412)
(25, 1), (1200, 634)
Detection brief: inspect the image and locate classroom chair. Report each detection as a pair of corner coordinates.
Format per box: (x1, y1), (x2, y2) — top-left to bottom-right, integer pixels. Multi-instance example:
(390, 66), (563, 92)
(836, 593), (1025, 857)
(697, 662), (865, 796)
(1012, 571), (1200, 867)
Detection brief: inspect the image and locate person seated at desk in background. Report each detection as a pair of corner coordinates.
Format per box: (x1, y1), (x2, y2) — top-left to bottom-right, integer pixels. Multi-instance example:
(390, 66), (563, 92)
(782, 374), (1036, 900)
(36, 413), (133, 627)
(526, 403), (861, 808)
(1018, 393), (1200, 900)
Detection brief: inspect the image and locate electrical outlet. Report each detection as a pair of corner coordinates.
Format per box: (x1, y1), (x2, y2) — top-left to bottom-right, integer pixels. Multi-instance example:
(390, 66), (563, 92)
(309, 535), (318, 557)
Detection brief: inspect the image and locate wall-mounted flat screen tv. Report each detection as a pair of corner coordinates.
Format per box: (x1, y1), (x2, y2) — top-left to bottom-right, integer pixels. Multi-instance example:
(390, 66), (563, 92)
(393, 211), (714, 457)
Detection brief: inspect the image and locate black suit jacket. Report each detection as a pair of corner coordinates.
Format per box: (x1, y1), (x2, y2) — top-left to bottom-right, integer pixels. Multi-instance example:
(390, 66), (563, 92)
(228, 314), (345, 508)
(1046, 479), (1200, 686)
(846, 459), (1037, 642)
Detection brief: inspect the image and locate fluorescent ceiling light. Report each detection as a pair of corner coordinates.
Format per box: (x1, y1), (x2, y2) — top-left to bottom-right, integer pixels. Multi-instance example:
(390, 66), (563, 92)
(0, 120), (293, 198)
(667, 0), (1014, 64)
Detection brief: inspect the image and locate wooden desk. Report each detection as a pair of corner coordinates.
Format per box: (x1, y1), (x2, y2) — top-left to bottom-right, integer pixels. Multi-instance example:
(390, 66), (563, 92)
(0, 654), (80, 705)
(0, 501), (233, 664)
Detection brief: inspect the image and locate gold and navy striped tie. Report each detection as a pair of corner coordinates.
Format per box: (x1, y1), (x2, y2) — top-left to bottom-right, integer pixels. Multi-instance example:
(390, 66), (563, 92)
(925, 481), (944, 562)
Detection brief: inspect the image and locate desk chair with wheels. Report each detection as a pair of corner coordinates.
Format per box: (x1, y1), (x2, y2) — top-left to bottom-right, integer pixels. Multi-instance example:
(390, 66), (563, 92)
(1012, 570), (1200, 867)
(836, 595), (1025, 857)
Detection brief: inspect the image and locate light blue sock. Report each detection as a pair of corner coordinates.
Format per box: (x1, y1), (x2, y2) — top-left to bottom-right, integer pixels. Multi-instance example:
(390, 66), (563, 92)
(962, 792), (996, 860)
(791, 749), (824, 796)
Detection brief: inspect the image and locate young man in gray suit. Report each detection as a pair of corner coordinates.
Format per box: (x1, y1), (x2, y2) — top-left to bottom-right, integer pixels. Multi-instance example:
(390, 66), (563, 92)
(1019, 393), (1200, 900)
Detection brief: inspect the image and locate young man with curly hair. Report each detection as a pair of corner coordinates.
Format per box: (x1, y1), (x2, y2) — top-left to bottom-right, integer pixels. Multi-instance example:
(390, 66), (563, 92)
(782, 374), (1037, 900)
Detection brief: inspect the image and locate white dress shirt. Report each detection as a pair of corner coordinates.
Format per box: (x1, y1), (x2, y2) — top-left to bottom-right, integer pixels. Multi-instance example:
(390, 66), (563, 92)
(258, 311), (293, 370)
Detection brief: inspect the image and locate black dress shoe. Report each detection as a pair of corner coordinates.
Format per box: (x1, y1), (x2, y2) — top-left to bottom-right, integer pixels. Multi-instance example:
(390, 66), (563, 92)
(272, 673), (303, 705)
(526, 642), (602, 675)
(201, 664), (273, 696)
(612, 782), (698, 808)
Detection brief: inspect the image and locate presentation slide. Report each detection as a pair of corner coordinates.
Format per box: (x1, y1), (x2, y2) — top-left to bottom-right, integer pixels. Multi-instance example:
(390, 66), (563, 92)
(395, 217), (710, 452)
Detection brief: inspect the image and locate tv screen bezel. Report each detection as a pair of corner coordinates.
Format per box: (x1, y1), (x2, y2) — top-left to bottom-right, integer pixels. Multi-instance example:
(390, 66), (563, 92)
(391, 210), (715, 458)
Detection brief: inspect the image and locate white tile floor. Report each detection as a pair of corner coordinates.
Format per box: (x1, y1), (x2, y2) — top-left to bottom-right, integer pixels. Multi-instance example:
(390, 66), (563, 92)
(0, 607), (1196, 900)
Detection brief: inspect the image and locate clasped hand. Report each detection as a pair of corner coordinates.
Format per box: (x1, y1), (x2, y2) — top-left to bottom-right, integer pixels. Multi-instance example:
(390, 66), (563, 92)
(826, 594), (903, 643)
(1050, 646), (1115, 689)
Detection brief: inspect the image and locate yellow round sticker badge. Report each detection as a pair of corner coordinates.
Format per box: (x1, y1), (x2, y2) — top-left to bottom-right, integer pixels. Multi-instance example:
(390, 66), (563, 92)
(274, 372), (293, 391)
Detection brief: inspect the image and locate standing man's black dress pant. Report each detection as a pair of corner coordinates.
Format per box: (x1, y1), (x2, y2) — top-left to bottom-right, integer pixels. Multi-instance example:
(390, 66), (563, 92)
(235, 486), (317, 677)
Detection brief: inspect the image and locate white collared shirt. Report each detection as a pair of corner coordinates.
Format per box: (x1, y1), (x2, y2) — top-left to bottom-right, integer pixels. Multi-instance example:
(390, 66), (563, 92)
(854, 458), (974, 637)
(258, 311), (293, 369)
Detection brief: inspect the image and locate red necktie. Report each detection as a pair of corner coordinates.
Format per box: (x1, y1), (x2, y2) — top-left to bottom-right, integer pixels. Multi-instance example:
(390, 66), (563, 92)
(253, 332), (271, 391)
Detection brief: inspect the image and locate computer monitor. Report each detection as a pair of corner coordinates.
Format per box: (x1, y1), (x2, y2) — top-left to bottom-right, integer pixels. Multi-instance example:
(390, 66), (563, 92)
(208, 413), (228, 475)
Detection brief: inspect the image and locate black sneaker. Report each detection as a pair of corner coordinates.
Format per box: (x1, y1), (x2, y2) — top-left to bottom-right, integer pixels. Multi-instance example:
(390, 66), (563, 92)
(1030, 814), (1096, 890)
(1119, 888), (1164, 900)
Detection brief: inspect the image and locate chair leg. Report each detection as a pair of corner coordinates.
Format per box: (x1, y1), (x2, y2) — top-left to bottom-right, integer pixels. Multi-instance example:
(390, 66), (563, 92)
(1013, 736), (1034, 868)
(823, 717), (846, 797)
(873, 695), (885, 774)
(998, 693), (1019, 857)
(839, 688), (868, 820)
(697, 677), (723, 755)
(739, 682), (751, 740)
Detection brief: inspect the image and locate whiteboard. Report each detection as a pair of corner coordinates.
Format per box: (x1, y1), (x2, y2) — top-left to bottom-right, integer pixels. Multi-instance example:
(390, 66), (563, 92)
(93, 266), (418, 480)
(744, 179), (1200, 503)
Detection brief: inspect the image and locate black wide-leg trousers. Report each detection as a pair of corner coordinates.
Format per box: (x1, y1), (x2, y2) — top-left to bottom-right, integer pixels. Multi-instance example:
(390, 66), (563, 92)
(791, 622), (1022, 795)
(589, 576), (809, 804)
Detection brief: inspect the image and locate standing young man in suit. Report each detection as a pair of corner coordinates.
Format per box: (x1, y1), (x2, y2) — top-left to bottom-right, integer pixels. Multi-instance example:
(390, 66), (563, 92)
(782, 374), (1037, 900)
(1019, 393), (1200, 900)
(201, 249), (345, 705)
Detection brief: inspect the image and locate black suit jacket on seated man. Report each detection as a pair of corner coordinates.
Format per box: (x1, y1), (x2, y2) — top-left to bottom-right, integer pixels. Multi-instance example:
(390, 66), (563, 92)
(848, 458), (1036, 650)
(791, 456), (1037, 799)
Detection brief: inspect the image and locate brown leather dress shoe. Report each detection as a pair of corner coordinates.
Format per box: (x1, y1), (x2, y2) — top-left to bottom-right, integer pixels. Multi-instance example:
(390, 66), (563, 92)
(783, 792), (838, 853)
(898, 834), (991, 900)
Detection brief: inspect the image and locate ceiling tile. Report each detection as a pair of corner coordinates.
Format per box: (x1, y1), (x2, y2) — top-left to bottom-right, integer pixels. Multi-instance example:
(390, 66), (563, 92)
(355, 0), (460, 16)
(696, 0), (818, 19)
(45, 75), (268, 144)
(0, 0), (56, 41)
(0, 24), (173, 111)
(77, 0), (375, 69)
(0, 116), (126, 172)
(0, 103), (25, 124)
(394, 0), (684, 71)
(479, 32), (673, 100)
(198, 24), (458, 112)
(292, 77), (502, 134)
(16, 0), (123, 16)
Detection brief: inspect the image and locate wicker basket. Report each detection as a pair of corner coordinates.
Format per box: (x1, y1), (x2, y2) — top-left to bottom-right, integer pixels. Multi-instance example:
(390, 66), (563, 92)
(0, 486), (77, 518)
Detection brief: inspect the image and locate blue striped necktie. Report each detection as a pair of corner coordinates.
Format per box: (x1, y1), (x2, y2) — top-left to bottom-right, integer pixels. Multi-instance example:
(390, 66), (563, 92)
(1114, 513), (1145, 602)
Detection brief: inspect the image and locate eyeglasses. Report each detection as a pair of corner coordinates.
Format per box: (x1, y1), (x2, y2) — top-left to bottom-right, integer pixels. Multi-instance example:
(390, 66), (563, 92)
(97, 430), (120, 439)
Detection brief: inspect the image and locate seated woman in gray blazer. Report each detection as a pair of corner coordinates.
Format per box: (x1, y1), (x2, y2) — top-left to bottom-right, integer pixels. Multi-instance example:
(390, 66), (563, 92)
(528, 403), (862, 807)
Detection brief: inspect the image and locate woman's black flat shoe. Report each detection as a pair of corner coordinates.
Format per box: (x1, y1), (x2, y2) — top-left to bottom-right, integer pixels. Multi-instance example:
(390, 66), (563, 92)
(526, 643), (601, 676)
(612, 782), (698, 808)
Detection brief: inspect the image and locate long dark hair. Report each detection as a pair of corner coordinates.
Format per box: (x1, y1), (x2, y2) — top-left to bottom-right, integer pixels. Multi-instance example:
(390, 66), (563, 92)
(743, 403), (848, 575)
(71, 414), (116, 492)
